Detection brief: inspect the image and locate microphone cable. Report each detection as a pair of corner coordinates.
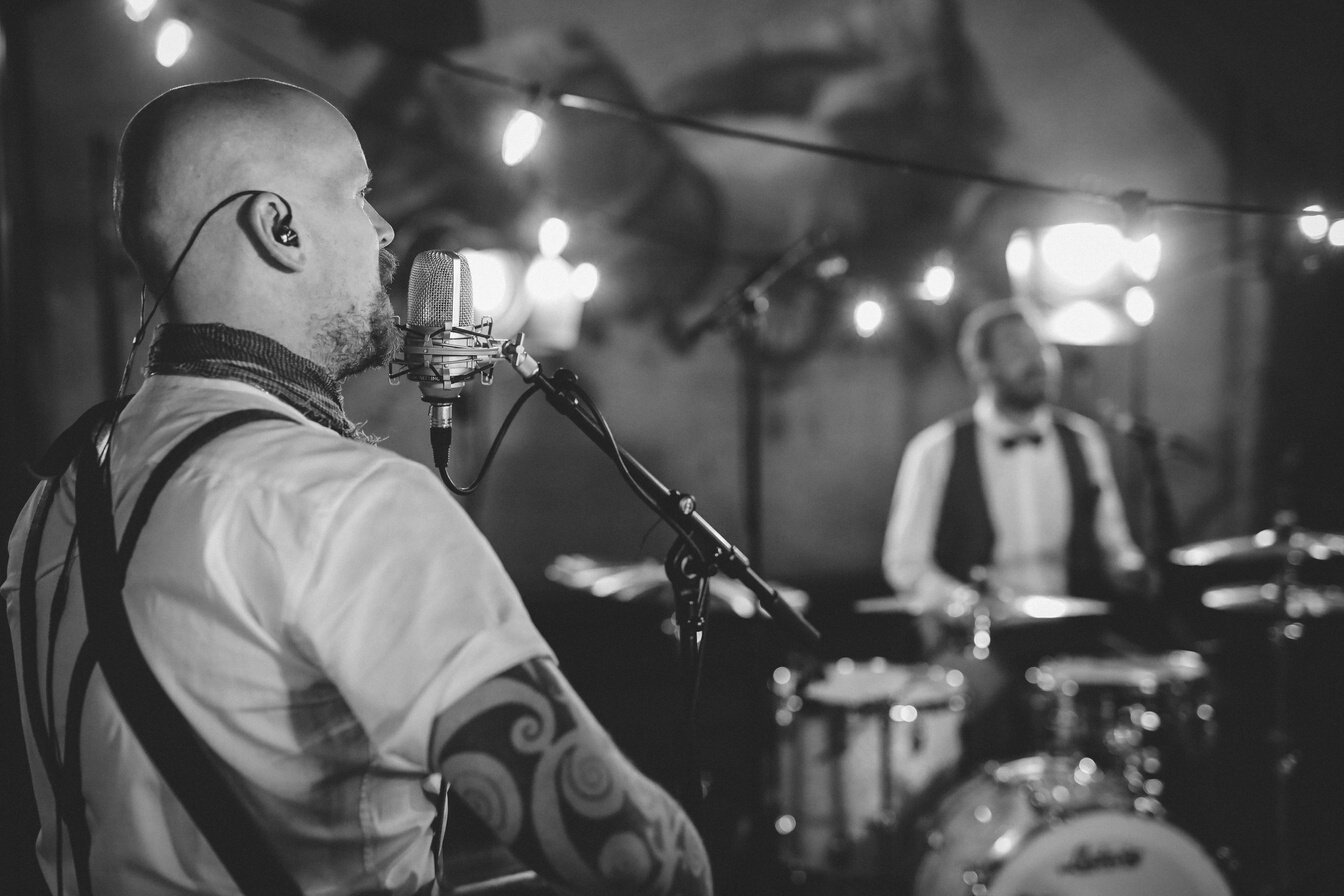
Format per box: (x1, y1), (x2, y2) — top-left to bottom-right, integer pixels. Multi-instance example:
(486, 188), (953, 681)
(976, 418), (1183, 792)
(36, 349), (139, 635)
(436, 382), (540, 495)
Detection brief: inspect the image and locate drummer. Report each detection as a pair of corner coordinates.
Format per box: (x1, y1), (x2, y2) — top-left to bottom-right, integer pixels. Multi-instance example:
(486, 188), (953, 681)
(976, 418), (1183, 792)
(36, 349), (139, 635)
(881, 298), (1152, 758)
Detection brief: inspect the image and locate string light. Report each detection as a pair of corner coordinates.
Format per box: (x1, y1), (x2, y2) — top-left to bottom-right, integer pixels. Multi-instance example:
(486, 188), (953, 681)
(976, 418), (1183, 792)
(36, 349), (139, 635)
(537, 217), (570, 258)
(1124, 286), (1156, 326)
(853, 295), (885, 338)
(123, 1), (1340, 233)
(154, 18), (192, 68)
(123, 0), (157, 23)
(920, 262), (955, 304)
(1298, 205), (1329, 242)
(501, 108), (544, 167)
(1123, 232), (1162, 281)
(122, 1), (1344, 313)
(1039, 223), (1125, 291)
(1328, 219), (1344, 248)
(570, 262), (600, 301)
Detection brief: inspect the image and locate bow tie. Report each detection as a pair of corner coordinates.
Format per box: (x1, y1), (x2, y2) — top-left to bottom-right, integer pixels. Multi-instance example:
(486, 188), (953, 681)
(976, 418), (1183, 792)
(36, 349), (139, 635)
(999, 431), (1044, 451)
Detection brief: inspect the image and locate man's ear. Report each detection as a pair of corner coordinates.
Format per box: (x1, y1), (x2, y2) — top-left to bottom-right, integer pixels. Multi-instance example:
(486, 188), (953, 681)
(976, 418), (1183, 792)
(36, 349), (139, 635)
(245, 192), (305, 271)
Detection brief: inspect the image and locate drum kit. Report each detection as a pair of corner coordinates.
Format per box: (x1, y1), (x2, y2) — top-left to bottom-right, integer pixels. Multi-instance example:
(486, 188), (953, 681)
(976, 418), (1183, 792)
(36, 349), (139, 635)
(770, 523), (1344, 895)
(537, 527), (1342, 895)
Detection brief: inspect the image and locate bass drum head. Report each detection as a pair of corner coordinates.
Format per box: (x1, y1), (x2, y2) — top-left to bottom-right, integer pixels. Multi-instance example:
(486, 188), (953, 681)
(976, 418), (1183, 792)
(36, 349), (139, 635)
(992, 809), (1231, 896)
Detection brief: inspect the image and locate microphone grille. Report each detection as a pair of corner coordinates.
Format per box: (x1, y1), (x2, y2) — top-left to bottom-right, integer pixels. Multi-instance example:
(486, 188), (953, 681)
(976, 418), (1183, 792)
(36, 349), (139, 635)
(407, 250), (473, 328)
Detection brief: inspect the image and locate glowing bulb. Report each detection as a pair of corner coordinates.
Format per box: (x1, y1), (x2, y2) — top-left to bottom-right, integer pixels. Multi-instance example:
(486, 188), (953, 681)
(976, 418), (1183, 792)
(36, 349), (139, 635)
(1045, 299), (1129, 345)
(155, 19), (192, 67)
(1299, 205), (1328, 242)
(853, 298), (884, 338)
(124, 0), (157, 22)
(537, 217), (570, 258)
(1329, 219), (1344, 248)
(569, 262), (599, 301)
(524, 255), (573, 304)
(501, 109), (543, 167)
(1005, 231), (1034, 281)
(1124, 286), (1156, 326)
(1039, 223), (1123, 290)
(457, 249), (512, 317)
(922, 264), (955, 303)
(815, 253), (849, 280)
(1124, 232), (1162, 281)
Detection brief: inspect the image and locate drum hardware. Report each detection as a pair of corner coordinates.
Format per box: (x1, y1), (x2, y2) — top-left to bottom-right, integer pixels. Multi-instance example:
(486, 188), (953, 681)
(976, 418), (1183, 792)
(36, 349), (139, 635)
(1026, 651), (1215, 803)
(1172, 517), (1344, 895)
(772, 659), (966, 880)
(1169, 526), (1344, 569)
(1201, 582), (1344, 617)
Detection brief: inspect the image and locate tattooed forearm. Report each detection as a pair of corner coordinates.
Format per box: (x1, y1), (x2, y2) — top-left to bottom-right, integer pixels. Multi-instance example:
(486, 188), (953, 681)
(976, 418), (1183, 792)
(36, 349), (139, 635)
(431, 658), (713, 896)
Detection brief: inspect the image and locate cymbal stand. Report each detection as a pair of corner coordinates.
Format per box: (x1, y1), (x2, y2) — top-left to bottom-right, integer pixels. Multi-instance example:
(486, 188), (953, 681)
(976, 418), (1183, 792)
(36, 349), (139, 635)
(1265, 534), (1305, 894)
(964, 566), (994, 661)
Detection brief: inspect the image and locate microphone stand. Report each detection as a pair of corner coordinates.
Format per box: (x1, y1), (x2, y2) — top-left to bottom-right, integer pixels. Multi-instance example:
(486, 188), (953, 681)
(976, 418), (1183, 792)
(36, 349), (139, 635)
(678, 231), (830, 564)
(500, 338), (821, 813)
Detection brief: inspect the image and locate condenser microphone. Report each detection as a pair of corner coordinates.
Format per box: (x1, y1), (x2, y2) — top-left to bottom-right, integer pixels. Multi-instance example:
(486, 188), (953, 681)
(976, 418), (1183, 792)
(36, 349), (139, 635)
(394, 250), (504, 467)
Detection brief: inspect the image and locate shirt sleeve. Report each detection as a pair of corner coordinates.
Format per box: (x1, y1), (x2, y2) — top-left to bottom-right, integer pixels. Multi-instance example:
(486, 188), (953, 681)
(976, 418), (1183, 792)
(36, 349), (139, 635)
(1077, 418), (1146, 574)
(286, 455), (554, 771)
(881, 421), (965, 607)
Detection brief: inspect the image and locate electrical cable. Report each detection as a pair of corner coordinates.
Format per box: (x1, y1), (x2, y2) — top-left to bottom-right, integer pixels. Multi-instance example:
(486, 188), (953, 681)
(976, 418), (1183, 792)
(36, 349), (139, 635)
(437, 382), (541, 494)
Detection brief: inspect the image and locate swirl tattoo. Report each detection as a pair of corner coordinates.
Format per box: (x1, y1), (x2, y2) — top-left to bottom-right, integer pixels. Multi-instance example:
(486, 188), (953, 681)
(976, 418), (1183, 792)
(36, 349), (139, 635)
(432, 658), (713, 895)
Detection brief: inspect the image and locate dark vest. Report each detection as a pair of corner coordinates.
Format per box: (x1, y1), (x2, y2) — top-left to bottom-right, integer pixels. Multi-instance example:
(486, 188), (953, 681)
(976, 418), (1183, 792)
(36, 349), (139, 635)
(932, 411), (1111, 600)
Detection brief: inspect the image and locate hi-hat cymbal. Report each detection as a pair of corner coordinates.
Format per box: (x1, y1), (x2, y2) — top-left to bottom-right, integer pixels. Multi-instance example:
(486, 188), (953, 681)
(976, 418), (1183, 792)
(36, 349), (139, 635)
(1202, 583), (1344, 617)
(1169, 528), (1344, 567)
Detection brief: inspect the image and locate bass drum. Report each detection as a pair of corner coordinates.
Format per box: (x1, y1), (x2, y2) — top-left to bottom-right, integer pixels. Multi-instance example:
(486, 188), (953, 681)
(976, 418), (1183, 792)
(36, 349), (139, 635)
(913, 755), (1231, 896)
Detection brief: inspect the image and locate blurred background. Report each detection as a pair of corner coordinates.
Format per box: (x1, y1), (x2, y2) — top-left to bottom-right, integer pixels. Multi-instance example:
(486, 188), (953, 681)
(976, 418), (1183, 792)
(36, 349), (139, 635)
(3, 2), (1344, 894)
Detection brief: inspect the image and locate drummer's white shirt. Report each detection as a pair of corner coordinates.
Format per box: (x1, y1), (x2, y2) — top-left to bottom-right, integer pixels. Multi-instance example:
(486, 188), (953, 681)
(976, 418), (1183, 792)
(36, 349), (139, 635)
(882, 395), (1143, 606)
(4, 375), (554, 896)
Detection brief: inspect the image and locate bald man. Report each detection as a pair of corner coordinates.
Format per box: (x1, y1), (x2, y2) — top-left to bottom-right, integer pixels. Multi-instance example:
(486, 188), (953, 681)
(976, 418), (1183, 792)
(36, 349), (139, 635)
(5, 80), (711, 896)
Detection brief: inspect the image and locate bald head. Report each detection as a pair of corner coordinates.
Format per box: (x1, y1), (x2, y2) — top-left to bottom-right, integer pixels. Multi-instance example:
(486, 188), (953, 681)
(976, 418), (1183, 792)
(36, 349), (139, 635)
(113, 78), (397, 376)
(115, 79), (342, 292)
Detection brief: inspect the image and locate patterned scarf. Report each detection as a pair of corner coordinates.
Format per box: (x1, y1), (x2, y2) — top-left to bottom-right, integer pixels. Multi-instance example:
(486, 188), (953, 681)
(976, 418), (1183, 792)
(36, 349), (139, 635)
(146, 323), (376, 441)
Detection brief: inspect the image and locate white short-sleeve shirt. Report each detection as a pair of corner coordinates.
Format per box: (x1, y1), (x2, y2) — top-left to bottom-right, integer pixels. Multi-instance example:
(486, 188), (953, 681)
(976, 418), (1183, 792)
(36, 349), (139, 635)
(4, 375), (554, 896)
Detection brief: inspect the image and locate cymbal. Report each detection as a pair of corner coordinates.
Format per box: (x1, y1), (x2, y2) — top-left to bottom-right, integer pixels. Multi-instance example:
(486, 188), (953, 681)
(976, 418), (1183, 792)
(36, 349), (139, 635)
(544, 553), (809, 618)
(854, 593), (1107, 625)
(1202, 583), (1344, 617)
(1169, 528), (1344, 567)
(975, 594), (1109, 626)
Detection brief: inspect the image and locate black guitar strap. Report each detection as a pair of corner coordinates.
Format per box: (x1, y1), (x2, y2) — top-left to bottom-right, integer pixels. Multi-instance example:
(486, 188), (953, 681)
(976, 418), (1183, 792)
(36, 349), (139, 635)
(72, 407), (303, 896)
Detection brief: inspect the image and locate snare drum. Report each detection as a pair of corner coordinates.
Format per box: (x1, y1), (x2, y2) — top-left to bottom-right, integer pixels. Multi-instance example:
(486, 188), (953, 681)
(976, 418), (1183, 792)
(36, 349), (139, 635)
(1028, 650), (1216, 793)
(914, 755), (1231, 896)
(772, 660), (965, 877)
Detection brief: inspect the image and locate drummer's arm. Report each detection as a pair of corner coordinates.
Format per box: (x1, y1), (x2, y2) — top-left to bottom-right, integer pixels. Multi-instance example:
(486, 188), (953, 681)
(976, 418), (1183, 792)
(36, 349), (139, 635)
(883, 424), (967, 647)
(1081, 422), (1152, 598)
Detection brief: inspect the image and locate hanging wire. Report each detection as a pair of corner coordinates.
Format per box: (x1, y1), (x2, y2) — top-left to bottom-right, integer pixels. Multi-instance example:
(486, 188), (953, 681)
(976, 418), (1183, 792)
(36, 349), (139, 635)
(171, 1), (1334, 225)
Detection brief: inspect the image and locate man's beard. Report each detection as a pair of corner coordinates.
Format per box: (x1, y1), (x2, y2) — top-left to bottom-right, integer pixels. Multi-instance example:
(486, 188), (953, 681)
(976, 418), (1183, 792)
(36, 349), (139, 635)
(319, 249), (400, 380)
(997, 383), (1047, 413)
